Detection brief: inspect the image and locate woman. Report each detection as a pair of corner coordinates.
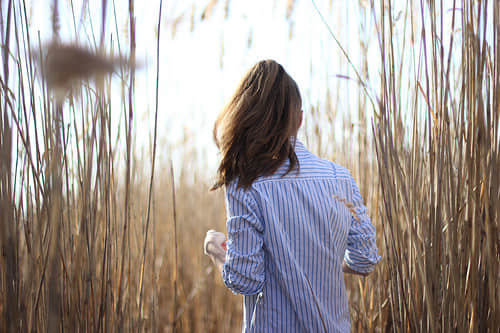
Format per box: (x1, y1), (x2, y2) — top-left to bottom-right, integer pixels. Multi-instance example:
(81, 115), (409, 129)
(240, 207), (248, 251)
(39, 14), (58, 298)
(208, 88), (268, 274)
(204, 60), (380, 332)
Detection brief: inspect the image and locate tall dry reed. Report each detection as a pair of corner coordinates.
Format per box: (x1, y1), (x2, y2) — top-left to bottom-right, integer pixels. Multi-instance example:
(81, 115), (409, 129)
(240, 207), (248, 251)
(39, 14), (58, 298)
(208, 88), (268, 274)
(0, 0), (240, 331)
(373, 0), (499, 331)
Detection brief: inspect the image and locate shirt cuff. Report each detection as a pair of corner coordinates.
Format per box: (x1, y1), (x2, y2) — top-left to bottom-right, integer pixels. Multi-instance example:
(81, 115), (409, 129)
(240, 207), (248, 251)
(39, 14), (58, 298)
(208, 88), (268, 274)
(222, 262), (265, 295)
(344, 250), (382, 274)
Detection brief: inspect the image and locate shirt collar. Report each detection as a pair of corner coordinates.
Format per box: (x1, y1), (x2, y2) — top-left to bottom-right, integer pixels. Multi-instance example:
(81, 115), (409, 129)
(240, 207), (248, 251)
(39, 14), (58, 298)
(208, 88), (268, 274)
(293, 138), (307, 154)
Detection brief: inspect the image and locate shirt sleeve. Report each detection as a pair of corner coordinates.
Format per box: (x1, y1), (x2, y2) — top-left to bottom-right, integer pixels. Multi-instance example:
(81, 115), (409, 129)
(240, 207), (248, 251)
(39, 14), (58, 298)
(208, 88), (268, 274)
(222, 184), (265, 295)
(343, 174), (382, 274)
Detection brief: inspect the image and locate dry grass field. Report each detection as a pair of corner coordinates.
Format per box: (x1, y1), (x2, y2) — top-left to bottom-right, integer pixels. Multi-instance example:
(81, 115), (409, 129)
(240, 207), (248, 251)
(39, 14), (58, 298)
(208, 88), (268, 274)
(0, 0), (499, 332)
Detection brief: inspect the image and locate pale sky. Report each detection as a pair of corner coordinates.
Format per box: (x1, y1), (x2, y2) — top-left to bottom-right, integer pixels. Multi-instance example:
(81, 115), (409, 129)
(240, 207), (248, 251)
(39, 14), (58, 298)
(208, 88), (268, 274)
(15, 0), (468, 173)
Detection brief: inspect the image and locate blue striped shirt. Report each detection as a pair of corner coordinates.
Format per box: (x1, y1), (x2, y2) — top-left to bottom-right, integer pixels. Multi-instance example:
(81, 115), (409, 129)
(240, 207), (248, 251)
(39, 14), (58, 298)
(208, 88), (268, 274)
(221, 140), (381, 332)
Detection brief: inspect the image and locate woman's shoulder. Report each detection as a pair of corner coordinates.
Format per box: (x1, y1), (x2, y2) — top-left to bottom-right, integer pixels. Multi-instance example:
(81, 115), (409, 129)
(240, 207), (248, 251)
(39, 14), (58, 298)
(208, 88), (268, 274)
(295, 141), (353, 181)
(327, 161), (352, 181)
(225, 179), (259, 201)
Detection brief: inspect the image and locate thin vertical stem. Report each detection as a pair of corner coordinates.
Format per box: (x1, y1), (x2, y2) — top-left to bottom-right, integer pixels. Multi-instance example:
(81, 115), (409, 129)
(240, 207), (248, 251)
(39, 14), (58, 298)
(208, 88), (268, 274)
(170, 161), (178, 333)
(138, 0), (162, 325)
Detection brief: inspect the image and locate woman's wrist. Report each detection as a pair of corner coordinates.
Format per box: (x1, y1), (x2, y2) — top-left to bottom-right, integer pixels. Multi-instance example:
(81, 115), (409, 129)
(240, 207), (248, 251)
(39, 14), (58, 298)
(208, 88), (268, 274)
(342, 260), (369, 277)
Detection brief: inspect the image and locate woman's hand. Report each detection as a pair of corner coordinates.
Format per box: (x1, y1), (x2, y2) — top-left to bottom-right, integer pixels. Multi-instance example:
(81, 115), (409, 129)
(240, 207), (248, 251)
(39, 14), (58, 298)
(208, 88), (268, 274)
(204, 230), (227, 272)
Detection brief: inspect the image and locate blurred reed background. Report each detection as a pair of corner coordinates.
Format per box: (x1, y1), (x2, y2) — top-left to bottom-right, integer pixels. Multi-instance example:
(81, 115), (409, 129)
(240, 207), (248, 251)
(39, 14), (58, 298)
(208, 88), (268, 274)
(0, 0), (498, 332)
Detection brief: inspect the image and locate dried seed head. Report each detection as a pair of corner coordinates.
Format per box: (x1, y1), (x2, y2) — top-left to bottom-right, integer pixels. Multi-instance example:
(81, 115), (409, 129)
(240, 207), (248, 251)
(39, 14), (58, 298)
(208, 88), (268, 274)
(44, 43), (116, 88)
(34, 42), (135, 99)
(332, 195), (361, 223)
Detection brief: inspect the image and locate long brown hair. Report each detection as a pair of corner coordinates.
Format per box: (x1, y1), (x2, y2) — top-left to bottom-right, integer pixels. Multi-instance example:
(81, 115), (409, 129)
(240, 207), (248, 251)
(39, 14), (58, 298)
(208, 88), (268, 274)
(212, 60), (302, 190)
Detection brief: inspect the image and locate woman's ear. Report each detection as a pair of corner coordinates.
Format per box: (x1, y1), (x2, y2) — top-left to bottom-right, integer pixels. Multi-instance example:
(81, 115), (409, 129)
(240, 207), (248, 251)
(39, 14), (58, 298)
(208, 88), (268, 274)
(298, 110), (303, 129)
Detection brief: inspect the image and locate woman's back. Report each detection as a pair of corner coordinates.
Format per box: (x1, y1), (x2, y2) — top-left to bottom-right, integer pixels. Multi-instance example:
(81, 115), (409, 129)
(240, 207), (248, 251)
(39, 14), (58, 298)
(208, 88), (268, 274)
(203, 60), (380, 332)
(222, 140), (380, 332)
